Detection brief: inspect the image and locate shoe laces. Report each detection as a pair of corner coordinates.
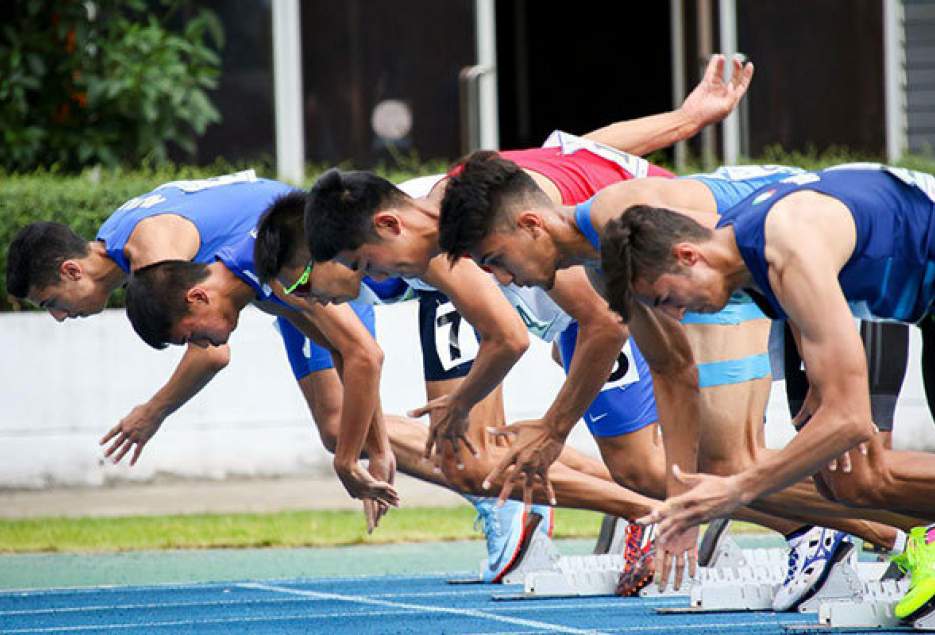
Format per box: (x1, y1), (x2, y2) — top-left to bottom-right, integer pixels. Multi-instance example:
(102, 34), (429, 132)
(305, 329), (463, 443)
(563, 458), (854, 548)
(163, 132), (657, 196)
(900, 528), (935, 584)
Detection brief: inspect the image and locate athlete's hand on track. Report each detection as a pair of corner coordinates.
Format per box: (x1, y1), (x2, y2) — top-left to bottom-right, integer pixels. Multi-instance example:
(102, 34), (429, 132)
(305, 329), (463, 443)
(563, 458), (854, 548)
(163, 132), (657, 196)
(637, 465), (746, 550)
(333, 458), (400, 512)
(680, 53), (754, 129)
(99, 404), (165, 466)
(653, 524), (699, 592)
(481, 420), (562, 507)
(410, 394), (478, 468)
(365, 451), (398, 532)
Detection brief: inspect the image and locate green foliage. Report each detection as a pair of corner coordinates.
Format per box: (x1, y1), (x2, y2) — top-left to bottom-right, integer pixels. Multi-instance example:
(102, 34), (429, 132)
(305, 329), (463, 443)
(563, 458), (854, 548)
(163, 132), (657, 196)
(0, 0), (223, 172)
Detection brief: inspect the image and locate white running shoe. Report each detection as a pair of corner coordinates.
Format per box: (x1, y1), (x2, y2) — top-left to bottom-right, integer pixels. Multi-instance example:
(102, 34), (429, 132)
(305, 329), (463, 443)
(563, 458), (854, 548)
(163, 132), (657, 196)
(772, 526), (850, 611)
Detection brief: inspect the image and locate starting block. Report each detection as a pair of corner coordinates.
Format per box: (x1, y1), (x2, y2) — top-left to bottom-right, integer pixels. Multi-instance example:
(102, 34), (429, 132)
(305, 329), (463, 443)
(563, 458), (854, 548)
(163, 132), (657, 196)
(783, 602), (935, 632)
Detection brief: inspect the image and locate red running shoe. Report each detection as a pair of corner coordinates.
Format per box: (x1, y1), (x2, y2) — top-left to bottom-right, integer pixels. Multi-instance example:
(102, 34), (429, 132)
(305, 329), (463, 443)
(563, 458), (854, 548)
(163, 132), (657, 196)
(616, 523), (656, 596)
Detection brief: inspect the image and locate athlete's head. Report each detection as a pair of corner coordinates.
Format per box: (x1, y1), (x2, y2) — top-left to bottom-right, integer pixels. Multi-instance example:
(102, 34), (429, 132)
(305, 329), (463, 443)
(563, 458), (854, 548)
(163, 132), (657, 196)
(125, 260), (237, 349)
(602, 205), (729, 321)
(254, 190), (366, 304)
(304, 168), (434, 279)
(6, 222), (111, 320)
(439, 151), (558, 289)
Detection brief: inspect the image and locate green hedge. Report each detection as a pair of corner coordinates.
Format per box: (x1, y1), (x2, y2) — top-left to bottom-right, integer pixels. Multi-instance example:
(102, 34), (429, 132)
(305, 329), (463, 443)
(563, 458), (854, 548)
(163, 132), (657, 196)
(3, 151), (935, 311)
(0, 161), (447, 310)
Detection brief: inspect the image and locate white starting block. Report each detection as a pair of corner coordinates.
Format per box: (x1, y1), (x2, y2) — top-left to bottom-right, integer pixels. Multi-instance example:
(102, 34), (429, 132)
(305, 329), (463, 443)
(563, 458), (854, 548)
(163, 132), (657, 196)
(494, 525), (789, 601)
(783, 601), (935, 632)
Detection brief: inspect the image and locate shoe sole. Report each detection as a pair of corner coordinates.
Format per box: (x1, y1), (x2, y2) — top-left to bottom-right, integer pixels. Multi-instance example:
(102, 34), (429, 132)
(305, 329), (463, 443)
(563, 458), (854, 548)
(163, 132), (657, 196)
(698, 518), (731, 567)
(490, 511), (540, 584)
(902, 593), (935, 623)
(788, 540), (855, 611)
(593, 515), (618, 555)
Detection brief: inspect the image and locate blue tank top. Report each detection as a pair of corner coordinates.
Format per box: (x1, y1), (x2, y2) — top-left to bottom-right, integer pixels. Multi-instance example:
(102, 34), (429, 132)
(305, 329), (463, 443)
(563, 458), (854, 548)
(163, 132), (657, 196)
(216, 231), (287, 307)
(574, 198), (602, 251)
(717, 165), (935, 323)
(96, 171), (294, 272)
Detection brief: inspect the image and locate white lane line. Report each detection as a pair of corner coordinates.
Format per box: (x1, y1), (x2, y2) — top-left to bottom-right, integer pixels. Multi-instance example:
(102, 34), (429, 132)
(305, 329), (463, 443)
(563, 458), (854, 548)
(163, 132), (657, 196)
(240, 582), (605, 634)
(2, 610), (419, 633)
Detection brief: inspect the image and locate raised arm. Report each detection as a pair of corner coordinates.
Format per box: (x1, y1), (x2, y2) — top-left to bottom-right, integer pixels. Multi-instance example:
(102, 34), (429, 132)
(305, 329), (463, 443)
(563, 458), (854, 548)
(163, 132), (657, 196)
(583, 54), (753, 156)
(411, 256), (529, 462)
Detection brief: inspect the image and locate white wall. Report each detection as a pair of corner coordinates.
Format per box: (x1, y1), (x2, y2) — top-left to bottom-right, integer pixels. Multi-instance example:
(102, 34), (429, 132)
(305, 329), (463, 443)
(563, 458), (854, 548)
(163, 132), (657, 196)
(1, 306), (933, 488)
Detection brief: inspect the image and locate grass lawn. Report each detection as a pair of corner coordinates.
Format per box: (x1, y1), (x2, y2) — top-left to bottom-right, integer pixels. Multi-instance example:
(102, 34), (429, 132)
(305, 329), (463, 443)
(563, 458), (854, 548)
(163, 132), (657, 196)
(0, 507), (768, 554)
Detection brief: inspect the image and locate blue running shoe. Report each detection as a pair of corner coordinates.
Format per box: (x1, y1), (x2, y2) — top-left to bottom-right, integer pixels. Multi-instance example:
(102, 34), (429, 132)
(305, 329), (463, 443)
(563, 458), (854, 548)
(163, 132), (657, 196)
(465, 495), (527, 583)
(772, 526), (851, 611)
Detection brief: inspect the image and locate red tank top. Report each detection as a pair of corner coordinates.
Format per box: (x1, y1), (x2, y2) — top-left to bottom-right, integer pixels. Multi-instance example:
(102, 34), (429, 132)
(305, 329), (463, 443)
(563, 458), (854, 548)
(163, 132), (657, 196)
(499, 146), (674, 204)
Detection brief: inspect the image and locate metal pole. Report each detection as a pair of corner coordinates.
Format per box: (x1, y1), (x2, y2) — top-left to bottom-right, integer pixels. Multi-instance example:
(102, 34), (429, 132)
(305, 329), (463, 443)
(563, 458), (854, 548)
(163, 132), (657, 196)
(670, 0), (686, 171)
(719, 0), (740, 165)
(697, 0), (716, 169)
(883, 0), (907, 162)
(272, 0), (305, 184)
(475, 0), (500, 150)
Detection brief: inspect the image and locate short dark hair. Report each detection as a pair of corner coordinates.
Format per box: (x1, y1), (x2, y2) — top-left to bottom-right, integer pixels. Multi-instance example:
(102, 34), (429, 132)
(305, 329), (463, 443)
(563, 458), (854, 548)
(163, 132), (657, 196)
(439, 151), (550, 264)
(7, 222), (90, 298)
(254, 191), (307, 283)
(601, 205), (712, 321)
(125, 260), (210, 349)
(303, 168), (409, 262)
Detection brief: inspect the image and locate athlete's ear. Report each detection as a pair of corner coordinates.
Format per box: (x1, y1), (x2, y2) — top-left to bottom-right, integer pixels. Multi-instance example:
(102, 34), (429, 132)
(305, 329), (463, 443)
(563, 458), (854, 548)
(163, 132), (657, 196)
(516, 210), (544, 235)
(672, 242), (700, 267)
(60, 260), (82, 282)
(185, 286), (210, 306)
(373, 211), (402, 238)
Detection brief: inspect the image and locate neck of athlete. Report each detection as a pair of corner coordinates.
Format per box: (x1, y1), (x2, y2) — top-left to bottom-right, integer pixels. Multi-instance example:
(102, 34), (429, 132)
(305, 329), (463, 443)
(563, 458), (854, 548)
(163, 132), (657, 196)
(85, 241), (128, 295)
(410, 196), (444, 264)
(704, 226), (754, 294)
(553, 205), (600, 268)
(209, 262), (258, 316)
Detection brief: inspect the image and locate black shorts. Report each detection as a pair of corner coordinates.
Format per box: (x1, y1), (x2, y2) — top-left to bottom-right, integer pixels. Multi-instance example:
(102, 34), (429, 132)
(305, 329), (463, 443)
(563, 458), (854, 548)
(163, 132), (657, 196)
(417, 290), (481, 382)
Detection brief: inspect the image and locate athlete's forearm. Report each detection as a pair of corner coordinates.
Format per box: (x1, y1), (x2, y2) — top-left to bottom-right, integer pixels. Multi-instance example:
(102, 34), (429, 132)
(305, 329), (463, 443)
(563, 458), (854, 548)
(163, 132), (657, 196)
(447, 339), (526, 415)
(582, 109), (700, 157)
(333, 349), (384, 467)
(146, 344), (231, 418)
(542, 320), (625, 440)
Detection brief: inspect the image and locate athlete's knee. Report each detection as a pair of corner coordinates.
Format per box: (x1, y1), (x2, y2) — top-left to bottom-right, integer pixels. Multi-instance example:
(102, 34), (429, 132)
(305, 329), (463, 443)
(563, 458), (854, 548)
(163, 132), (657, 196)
(439, 452), (489, 494)
(698, 453), (749, 477)
(818, 463), (892, 508)
(602, 453), (665, 499)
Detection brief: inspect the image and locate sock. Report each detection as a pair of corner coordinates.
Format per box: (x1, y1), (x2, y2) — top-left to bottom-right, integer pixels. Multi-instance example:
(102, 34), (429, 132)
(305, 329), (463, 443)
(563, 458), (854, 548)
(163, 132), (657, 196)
(892, 529), (908, 553)
(784, 525), (812, 542)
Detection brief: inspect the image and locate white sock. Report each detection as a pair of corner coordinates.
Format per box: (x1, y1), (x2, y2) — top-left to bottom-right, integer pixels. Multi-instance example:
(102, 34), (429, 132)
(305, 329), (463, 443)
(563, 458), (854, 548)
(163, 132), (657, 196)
(892, 529), (908, 554)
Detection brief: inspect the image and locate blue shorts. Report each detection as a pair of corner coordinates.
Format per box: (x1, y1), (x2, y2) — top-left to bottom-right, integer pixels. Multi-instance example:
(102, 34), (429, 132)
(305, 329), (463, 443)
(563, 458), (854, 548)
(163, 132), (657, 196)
(684, 165), (805, 213)
(557, 322), (657, 438)
(276, 299), (376, 380)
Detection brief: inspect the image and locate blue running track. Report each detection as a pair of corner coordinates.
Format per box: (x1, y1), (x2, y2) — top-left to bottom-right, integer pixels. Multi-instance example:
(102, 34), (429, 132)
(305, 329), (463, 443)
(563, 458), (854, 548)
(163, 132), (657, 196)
(0, 573), (865, 634)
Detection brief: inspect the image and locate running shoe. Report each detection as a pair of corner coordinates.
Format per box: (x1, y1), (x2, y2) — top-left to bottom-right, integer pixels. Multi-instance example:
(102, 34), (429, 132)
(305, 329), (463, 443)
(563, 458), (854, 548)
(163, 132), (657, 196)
(698, 518), (732, 567)
(772, 526), (850, 611)
(466, 495), (527, 583)
(616, 523), (655, 596)
(894, 525), (935, 620)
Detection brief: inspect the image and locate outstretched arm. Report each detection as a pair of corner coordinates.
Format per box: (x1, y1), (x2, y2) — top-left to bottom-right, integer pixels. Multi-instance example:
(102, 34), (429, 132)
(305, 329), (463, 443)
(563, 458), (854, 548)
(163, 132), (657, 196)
(100, 343), (231, 464)
(583, 54), (753, 156)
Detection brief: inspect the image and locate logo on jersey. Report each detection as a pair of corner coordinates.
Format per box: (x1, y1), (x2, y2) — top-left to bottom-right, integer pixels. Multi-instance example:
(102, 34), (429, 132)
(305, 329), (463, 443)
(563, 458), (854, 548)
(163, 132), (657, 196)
(752, 189), (776, 205)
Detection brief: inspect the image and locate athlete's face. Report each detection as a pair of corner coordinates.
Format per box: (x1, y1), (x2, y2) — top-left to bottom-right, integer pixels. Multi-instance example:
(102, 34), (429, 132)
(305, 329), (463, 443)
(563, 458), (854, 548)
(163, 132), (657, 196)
(631, 248), (731, 319)
(168, 290), (238, 348)
(471, 224), (559, 290)
(28, 261), (110, 321)
(335, 211), (434, 280)
(306, 261), (364, 305)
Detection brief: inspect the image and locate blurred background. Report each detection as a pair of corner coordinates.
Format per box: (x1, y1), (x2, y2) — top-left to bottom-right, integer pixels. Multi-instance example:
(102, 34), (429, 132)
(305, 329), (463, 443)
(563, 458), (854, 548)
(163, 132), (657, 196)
(1, 0), (934, 547)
